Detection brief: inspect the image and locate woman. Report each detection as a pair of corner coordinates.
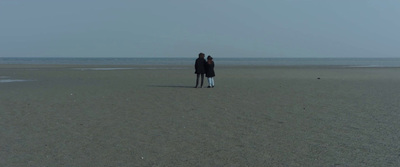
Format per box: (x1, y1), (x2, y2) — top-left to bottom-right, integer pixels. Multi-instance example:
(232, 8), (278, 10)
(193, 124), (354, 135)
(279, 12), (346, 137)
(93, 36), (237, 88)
(194, 53), (206, 88)
(205, 55), (215, 88)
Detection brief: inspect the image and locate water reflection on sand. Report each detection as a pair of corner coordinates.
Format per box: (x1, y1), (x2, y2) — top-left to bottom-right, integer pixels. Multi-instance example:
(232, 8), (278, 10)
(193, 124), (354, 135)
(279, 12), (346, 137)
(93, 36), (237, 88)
(0, 76), (33, 83)
(73, 67), (187, 71)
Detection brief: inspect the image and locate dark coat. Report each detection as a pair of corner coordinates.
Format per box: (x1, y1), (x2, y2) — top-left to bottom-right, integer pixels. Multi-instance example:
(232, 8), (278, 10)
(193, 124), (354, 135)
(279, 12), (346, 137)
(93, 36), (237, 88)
(195, 58), (206, 74)
(205, 61), (215, 77)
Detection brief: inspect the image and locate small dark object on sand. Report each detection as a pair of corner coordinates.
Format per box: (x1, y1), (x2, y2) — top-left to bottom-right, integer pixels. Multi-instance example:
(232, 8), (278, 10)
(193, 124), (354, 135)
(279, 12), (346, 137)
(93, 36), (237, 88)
(317, 77), (321, 79)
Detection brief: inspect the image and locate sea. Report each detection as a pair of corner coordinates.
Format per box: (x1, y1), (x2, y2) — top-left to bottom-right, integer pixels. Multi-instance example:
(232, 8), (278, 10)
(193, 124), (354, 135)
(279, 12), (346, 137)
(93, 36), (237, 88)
(1, 57), (400, 67)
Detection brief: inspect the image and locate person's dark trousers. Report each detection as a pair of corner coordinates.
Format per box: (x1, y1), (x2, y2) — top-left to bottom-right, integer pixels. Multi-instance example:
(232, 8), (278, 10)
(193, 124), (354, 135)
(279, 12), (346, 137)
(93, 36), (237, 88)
(195, 74), (204, 88)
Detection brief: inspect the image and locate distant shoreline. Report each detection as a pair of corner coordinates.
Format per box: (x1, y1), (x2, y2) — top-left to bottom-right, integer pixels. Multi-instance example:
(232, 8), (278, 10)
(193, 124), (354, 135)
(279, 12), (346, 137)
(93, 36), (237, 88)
(1, 56), (400, 59)
(2, 57), (400, 67)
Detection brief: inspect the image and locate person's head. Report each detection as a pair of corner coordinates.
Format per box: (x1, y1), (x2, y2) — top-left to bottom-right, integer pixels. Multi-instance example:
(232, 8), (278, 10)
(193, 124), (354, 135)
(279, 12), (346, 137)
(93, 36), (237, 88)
(198, 53), (205, 58)
(207, 55), (213, 60)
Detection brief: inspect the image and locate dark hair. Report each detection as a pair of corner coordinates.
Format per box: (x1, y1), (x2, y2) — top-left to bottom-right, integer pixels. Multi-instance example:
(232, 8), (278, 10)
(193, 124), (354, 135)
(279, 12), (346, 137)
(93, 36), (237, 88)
(198, 52), (205, 58)
(207, 55), (213, 60)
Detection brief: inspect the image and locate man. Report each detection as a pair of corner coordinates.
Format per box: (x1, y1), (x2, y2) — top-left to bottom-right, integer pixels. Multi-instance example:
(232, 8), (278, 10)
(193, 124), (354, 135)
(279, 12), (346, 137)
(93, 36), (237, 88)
(194, 52), (206, 88)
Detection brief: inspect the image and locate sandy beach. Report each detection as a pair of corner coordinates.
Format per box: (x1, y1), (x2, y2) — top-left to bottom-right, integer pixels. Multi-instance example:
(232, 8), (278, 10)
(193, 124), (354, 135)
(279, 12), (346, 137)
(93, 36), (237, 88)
(1, 64), (399, 166)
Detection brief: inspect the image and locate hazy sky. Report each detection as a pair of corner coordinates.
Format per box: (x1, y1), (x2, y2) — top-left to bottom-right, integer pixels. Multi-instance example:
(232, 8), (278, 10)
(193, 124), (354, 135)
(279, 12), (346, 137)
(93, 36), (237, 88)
(1, 0), (399, 58)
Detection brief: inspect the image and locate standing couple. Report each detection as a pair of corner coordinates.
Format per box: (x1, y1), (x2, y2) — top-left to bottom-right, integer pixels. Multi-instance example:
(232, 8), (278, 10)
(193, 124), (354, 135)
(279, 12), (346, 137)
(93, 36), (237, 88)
(194, 52), (215, 88)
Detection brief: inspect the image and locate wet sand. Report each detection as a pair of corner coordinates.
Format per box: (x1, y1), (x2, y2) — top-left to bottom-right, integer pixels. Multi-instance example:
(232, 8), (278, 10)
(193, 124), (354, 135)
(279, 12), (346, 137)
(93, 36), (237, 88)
(1, 65), (400, 166)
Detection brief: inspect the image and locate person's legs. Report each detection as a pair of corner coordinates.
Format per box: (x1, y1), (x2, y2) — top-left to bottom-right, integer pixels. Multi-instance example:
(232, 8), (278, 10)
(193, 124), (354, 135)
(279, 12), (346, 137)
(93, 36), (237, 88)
(211, 77), (215, 87)
(195, 74), (200, 88)
(200, 74), (204, 88)
(207, 77), (212, 88)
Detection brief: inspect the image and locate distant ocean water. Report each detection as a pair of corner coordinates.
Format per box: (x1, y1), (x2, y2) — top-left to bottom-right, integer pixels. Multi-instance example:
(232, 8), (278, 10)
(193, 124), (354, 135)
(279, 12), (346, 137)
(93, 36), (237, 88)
(1, 57), (400, 67)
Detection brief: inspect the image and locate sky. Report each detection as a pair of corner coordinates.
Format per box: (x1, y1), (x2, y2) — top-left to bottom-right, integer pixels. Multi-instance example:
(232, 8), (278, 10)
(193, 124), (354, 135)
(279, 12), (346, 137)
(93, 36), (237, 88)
(0, 0), (399, 58)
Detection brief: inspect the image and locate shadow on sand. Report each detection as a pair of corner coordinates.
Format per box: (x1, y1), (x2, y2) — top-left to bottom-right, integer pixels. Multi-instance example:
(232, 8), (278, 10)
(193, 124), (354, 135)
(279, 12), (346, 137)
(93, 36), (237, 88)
(149, 85), (194, 88)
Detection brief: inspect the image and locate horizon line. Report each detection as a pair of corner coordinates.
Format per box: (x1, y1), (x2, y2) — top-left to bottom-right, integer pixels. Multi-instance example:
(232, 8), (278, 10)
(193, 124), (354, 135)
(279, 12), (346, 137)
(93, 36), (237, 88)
(1, 56), (400, 59)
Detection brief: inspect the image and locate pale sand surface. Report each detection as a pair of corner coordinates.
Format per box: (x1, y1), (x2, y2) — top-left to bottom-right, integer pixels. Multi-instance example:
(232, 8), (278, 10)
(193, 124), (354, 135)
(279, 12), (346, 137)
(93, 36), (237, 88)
(1, 65), (400, 166)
